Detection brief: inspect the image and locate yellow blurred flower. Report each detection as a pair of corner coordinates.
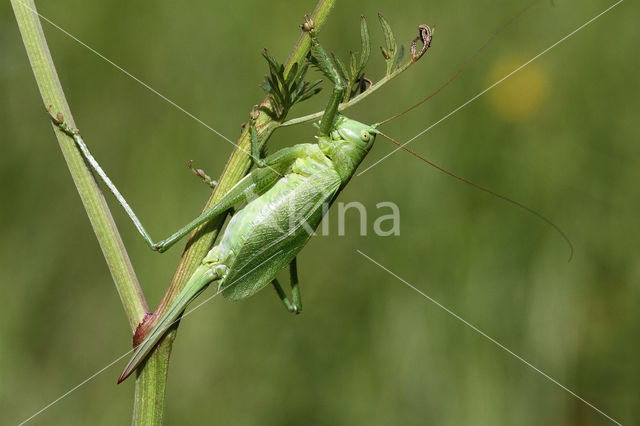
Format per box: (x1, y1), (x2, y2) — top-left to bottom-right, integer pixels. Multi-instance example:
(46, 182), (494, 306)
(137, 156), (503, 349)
(486, 57), (550, 121)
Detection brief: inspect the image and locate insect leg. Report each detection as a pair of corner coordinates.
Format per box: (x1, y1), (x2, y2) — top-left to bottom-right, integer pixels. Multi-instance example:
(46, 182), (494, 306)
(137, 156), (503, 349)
(271, 278), (297, 313)
(47, 108), (159, 250)
(289, 257), (302, 314)
(307, 32), (346, 137)
(135, 143), (321, 251)
(269, 258), (301, 314)
(143, 144), (318, 251)
(152, 165), (281, 252)
(47, 108), (280, 253)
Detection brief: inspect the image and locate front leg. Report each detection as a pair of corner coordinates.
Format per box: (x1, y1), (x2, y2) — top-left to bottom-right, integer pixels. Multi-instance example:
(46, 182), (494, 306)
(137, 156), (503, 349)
(303, 20), (346, 138)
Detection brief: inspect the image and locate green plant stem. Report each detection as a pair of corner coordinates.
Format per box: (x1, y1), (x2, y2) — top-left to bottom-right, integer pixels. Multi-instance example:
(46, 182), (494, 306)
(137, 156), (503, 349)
(10, 0), (168, 424)
(138, 0), (336, 396)
(10, 0), (148, 329)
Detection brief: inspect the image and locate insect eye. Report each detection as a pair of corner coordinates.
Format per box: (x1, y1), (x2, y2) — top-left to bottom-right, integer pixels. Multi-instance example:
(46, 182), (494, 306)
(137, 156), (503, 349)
(360, 130), (371, 142)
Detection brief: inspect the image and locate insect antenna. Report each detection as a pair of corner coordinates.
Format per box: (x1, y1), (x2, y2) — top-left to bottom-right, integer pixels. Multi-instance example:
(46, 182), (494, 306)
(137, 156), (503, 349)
(378, 0), (541, 126)
(376, 131), (574, 261)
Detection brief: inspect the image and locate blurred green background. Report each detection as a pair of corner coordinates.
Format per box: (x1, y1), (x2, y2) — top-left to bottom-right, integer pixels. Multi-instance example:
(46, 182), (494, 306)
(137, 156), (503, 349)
(2, 0), (638, 424)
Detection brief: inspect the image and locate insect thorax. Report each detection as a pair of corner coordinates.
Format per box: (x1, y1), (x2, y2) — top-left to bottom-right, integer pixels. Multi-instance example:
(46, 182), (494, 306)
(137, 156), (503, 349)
(318, 114), (377, 183)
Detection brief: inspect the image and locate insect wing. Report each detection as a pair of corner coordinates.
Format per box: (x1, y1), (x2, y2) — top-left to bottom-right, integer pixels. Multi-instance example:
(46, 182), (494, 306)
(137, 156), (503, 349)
(222, 168), (341, 300)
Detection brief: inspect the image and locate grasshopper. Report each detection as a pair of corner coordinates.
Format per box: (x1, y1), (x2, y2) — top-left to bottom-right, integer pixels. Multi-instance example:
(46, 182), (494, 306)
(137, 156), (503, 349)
(49, 11), (567, 384)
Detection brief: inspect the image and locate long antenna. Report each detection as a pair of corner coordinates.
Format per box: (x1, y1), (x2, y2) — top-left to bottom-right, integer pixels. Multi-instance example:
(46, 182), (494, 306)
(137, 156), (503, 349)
(378, 0), (541, 126)
(377, 131), (574, 261)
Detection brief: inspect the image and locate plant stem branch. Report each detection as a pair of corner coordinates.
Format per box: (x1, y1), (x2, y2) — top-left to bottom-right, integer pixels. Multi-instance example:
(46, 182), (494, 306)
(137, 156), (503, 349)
(10, 0), (148, 329)
(11, 0), (167, 424)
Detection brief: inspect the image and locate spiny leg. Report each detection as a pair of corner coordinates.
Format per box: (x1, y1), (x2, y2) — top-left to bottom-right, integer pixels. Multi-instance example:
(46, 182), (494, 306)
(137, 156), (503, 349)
(46, 107), (283, 253)
(153, 138), (323, 251)
(46, 107), (158, 250)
